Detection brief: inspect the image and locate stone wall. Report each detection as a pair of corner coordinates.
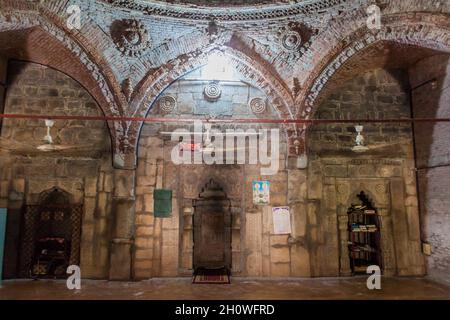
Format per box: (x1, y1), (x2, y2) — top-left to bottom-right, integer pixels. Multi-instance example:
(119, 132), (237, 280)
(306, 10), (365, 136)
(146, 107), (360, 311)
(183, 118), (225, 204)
(133, 132), (313, 278)
(0, 61), (113, 279)
(409, 55), (450, 283)
(309, 69), (412, 155)
(131, 72), (313, 278)
(130, 67), (428, 279)
(307, 68), (425, 277)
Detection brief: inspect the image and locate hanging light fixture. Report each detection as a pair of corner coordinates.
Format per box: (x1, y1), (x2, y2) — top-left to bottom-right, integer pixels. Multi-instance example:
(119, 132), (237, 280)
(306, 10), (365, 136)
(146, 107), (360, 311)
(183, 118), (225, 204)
(37, 119), (56, 151)
(352, 125), (369, 152)
(43, 119), (55, 144)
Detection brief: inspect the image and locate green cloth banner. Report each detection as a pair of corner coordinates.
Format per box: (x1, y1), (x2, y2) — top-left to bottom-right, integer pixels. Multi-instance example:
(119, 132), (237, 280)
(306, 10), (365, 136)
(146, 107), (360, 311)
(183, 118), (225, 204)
(0, 208), (6, 284)
(154, 189), (172, 218)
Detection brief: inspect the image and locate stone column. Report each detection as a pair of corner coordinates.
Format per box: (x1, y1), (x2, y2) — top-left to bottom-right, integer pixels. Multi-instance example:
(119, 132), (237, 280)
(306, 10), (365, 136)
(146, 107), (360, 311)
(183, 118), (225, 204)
(287, 168), (311, 277)
(109, 168), (136, 280)
(180, 206), (194, 274)
(337, 205), (352, 276)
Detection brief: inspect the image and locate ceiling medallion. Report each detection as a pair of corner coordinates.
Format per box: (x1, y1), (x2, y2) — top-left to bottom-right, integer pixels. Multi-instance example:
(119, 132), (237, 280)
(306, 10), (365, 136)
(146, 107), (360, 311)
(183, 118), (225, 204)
(158, 95), (177, 113)
(203, 81), (222, 101)
(111, 19), (150, 57)
(249, 97), (267, 114)
(280, 30), (302, 51)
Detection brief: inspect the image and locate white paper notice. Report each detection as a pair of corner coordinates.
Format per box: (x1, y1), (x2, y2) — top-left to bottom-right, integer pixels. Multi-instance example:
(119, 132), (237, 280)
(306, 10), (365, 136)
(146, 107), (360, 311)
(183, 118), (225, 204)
(272, 206), (291, 235)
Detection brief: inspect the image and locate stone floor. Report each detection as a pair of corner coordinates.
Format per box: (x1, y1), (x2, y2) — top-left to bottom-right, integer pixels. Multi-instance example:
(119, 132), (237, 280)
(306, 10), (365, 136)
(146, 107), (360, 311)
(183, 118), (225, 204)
(0, 277), (449, 300)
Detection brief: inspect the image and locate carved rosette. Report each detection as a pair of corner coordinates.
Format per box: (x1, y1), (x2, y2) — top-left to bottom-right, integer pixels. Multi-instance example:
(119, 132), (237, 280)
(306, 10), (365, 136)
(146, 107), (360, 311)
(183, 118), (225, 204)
(112, 19), (150, 57)
(158, 95), (177, 113)
(203, 81), (222, 101)
(280, 30), (302, 51)
(249, 97), (267, 114)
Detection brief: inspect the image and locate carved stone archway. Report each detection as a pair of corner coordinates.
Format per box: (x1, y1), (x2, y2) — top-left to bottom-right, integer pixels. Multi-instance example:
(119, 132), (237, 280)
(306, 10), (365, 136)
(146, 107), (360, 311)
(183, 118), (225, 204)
(0, 1), (134, 168)
(296, 12), (450, 120)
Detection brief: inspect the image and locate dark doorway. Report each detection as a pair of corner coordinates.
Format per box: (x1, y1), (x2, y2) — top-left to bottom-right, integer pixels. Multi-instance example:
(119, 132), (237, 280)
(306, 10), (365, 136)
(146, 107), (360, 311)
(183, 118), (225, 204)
(193, 180), (231, 271)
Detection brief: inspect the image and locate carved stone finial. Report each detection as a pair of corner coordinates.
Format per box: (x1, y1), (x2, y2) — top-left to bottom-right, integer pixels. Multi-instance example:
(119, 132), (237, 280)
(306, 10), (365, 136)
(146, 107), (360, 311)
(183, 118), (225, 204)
(206, 20), (220, 42)
(122, 78), (133, 102)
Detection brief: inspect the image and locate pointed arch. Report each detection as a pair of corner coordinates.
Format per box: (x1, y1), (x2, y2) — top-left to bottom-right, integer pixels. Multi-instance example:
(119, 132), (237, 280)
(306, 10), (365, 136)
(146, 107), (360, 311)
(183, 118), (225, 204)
(0, 1), (129, 166)
(123, 44), (297, 168)
(295, 11), (450, 120)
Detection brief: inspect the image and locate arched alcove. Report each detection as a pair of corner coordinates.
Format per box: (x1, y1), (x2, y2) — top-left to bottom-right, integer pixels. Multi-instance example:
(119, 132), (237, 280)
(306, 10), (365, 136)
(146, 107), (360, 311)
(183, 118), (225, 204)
(19, 187), (82, 278)
(193, 179), (232, 271)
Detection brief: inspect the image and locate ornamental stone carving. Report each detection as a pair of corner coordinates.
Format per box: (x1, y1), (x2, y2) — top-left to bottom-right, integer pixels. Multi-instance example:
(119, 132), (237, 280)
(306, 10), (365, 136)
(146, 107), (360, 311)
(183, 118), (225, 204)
(203, 81), (222, 101)
(249, 97), (267, 114)
(122, 78), (133, 102)
(280, 30), (302, 51)
(111, 19), (150, 57)
(158, 95), (177, 113)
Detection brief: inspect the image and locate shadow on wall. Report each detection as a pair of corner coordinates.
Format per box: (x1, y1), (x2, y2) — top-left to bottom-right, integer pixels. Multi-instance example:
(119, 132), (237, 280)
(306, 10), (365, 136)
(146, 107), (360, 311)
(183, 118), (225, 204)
(0, 32), (114, 279)
(410, 54), (450, 282)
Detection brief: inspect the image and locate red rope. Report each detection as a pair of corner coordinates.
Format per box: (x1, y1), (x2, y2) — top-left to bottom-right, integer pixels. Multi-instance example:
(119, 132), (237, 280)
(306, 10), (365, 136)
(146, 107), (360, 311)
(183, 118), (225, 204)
(0, 113), (450, 124)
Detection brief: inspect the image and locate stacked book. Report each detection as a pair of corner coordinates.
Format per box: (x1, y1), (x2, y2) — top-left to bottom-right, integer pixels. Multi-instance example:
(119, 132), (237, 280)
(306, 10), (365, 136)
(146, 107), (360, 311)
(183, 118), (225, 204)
(350, 223), (378, 232)
(348, 205), (366, 215)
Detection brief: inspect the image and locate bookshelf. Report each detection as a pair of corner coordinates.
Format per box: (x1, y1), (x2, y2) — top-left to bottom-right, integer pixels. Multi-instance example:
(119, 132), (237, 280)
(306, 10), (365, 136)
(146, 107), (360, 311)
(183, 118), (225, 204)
(347, 191), (382, 274)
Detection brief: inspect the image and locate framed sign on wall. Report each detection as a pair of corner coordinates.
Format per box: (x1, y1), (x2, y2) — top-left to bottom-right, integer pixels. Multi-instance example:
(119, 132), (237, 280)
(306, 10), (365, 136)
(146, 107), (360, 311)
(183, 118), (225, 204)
(272, 206), (291, 235)
(154, 189), (173, 218)
(252, 181), (270, 205)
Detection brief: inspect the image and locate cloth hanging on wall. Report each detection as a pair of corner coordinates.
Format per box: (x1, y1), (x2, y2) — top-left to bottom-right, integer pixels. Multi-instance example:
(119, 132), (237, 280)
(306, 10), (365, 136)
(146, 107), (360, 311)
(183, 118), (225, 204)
(153, 189), (172, 218)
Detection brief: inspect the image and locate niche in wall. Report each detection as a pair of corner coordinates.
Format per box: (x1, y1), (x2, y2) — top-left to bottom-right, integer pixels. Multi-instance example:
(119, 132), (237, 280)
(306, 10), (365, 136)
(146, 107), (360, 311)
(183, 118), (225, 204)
(19, 187), (82, 278)
(347, 191), (382, 274)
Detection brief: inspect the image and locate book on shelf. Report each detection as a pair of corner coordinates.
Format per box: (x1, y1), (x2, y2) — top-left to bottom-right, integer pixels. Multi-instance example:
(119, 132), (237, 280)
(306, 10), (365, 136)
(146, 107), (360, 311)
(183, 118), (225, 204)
(353, 266), (368, 273)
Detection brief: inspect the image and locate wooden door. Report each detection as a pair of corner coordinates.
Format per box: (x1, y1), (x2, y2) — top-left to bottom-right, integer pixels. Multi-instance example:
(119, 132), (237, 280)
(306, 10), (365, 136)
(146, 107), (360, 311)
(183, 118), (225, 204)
(194, 207), (227, 269)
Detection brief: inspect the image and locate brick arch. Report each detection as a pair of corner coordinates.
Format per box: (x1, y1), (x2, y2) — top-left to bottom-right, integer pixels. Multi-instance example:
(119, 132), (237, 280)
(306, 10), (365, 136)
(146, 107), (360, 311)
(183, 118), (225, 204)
(0, 1), (133, 167)
(131, 45), (294, 118)
(295, 11), (450, 120)
(124, 45), (297, 168)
